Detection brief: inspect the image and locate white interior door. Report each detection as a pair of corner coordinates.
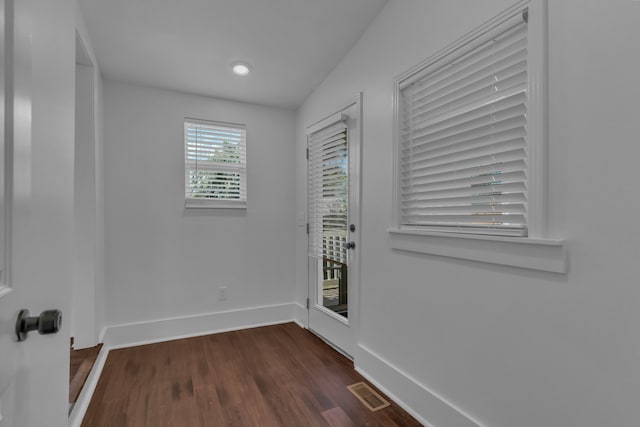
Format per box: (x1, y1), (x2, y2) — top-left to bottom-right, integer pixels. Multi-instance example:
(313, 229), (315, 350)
(0, 0), (74, 425)
(307, 95), (361, 357)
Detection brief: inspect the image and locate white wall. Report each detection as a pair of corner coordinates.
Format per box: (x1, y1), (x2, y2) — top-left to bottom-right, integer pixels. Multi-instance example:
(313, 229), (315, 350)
(295, 1), (640, 426)
(103, 80), (297, 332)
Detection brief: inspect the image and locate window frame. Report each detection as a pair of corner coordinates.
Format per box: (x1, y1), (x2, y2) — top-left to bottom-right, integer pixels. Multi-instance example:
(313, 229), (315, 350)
(184, 118), (247, 209)
(389, 0), (566, 273)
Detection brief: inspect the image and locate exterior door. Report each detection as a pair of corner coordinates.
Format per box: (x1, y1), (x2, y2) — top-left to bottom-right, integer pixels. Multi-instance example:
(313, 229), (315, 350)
(0, 0), (74, 426)
(307, 95), (361, 357)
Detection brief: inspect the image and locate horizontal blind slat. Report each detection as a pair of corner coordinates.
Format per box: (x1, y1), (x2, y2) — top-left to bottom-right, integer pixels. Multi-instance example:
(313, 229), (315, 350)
(404, 21), (527, 96)
(403, 181), (526, 205)
(401, 89), (526, 137)
(403, 141), (526, 173)
(404, 47), (527, 116)
(404, 73), (527, 127)
(401, 103), (527, 156)
(402, 158), (526, 184)
(402, 195), (527, 208)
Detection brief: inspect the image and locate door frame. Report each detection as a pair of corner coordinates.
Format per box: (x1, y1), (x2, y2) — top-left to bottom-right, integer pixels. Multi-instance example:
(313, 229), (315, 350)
(72, 30), (99, 350)
(306, 93), (362, 357)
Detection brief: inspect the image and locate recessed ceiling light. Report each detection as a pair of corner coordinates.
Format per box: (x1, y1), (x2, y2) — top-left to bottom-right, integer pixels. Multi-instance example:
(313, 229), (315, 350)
(232, 62), (252, 76)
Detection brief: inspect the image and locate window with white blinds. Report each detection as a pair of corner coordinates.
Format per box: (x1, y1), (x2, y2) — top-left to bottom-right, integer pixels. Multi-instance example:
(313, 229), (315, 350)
(184, 119), (247, 208)
(308, 122), (349, 263)
(396, 9), (532, 237)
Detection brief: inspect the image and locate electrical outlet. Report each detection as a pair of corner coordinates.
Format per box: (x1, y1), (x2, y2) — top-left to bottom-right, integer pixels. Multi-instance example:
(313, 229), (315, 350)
(218, 286), (227, 301)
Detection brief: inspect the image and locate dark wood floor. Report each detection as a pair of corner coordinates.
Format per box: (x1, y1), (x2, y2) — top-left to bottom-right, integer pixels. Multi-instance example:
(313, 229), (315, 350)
(82, 323), (421, 426)
(70, 343), (103, 404)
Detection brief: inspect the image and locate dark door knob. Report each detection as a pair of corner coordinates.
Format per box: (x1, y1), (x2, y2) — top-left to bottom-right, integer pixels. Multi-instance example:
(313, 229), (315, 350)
(15, 309), (62, 342)
(344, 241), (356, 250)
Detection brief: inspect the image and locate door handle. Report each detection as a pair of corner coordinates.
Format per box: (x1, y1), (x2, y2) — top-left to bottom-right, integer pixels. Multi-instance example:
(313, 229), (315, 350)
(15, 309), (62, 342)
(344, 241), (356, 250)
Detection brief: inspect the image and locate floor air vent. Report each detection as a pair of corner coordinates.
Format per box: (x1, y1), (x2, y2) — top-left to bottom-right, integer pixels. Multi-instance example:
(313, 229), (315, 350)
(347, 382), (390, 412)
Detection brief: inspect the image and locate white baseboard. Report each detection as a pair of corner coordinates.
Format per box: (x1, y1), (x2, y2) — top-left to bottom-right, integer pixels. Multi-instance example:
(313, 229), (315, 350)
(102, 303), (298, 349)
(69, 345), (109, 427)
(355, 344), (484, 427)
(293, 301), (308, 329)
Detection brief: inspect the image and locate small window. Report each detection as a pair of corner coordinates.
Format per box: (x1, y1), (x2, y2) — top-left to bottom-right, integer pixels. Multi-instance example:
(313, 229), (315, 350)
(184, 118), (247, 208)
(394, 5), (545, 237)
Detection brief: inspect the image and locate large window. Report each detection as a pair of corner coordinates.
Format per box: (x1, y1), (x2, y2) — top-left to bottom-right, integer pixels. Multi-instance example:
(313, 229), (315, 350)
(184, 119), (247, 208)
(394, 4), (544, 237)
(389, 2), (566, 273)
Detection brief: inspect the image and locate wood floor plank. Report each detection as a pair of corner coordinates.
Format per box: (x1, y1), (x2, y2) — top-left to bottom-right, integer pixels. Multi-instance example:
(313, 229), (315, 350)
(322, 407), (356, 427)
(82, 323), (422, 427)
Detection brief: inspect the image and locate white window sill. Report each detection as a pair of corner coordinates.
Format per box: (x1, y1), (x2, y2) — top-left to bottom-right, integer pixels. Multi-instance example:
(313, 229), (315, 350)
(185, 199), (247, 209)
(388, 228), (567, 273)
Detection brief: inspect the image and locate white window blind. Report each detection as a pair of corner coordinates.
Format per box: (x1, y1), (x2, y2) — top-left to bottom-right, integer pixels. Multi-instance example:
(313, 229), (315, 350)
(397, 11), (529, 237)
(184, 119), (246, 208)
(308, 121), (349, 263)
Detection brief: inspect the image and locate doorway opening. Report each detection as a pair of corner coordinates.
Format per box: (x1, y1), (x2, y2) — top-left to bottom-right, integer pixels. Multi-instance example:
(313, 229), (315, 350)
(70, 30), (100, 413)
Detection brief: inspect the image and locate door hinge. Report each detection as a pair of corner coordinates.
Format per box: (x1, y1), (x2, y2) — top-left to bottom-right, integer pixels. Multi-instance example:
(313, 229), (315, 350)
(306, 223), (309, 234)
(306, 298), (310, 309)
(306, 147), (309, 160)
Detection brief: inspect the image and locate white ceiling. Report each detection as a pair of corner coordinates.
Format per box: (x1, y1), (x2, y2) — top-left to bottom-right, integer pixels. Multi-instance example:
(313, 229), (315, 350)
(79, 0), (388, 109)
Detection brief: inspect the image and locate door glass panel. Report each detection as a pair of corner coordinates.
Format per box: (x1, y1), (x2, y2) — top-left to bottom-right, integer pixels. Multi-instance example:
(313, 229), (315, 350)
(319, 256), (348, 317)
(308, 124), (349, 318)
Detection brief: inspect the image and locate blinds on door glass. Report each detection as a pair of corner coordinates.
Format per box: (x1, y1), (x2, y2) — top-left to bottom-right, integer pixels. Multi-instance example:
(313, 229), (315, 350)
(398, 12), (529, 236)
(184, 119), (246, 207)
(308, 122), (348, 263)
